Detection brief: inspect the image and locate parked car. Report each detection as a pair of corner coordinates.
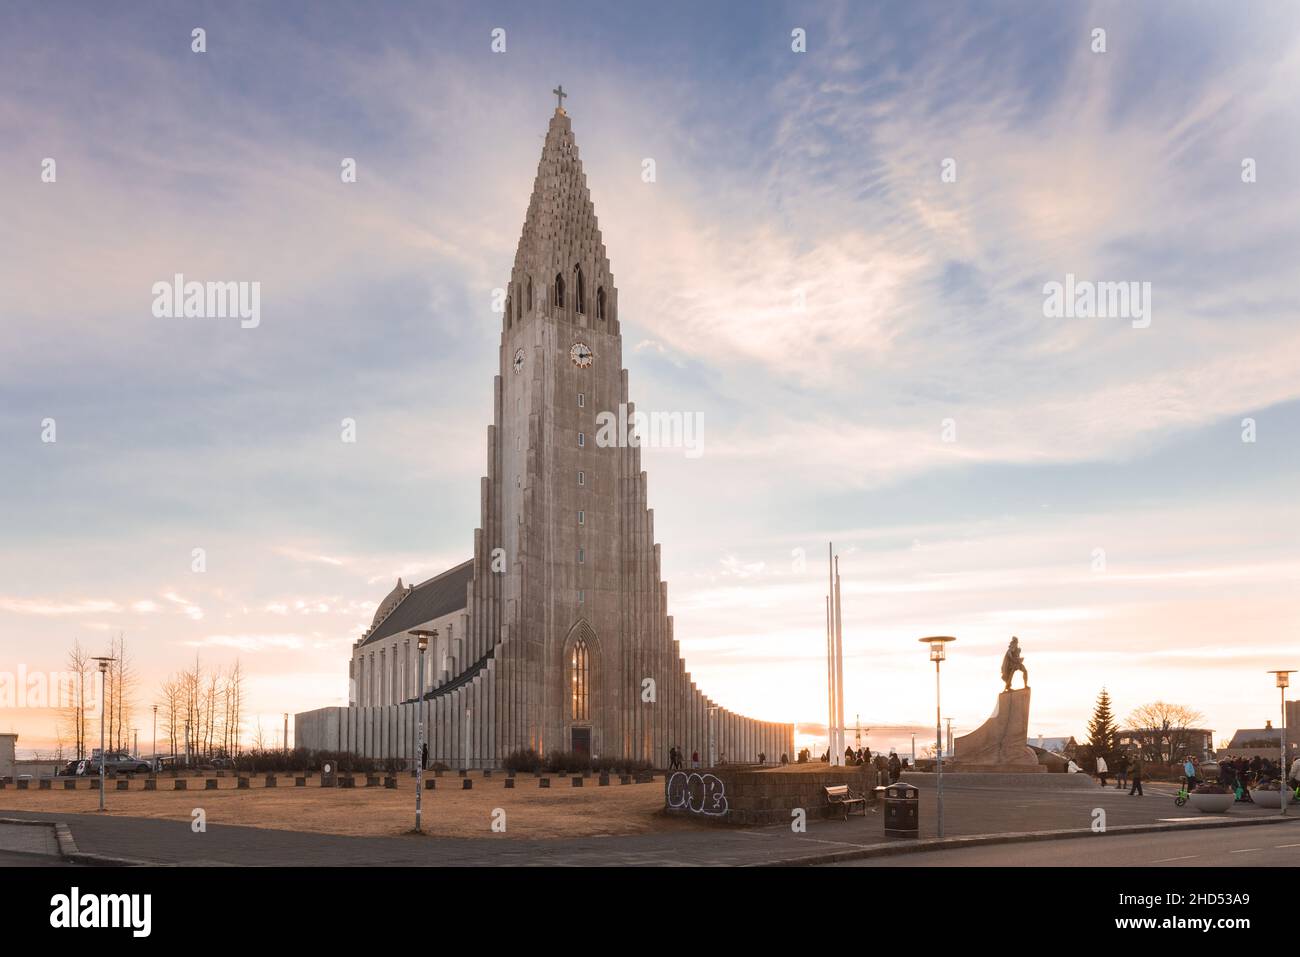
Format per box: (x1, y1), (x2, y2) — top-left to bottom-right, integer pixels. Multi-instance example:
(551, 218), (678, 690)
(76, 752), (152, 774)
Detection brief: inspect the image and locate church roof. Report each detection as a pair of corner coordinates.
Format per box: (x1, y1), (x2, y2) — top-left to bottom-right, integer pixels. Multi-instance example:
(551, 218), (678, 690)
(358, 559), (473, 648)
(514, 106), (611, 283)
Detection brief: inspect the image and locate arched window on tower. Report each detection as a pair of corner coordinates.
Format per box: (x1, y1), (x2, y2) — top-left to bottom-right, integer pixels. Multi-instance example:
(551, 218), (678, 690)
(571, 638), (589, 720)
(505, 297), (512, 328)
(527, 277), (533, 312)
(574, 265), (586, 314)
(596, 286), (606, 321)
(554, 273), (565, 309)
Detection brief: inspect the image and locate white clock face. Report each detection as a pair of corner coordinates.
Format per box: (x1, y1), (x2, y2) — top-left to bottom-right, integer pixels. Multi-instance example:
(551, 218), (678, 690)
(513, 348), (525, 374)
(570, 341), (594, 368)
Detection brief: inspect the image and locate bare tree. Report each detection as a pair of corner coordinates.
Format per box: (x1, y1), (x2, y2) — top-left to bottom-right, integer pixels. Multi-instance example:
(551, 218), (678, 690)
(62, 640), (90, 760)
(159, 675), (183, 757)
(1125, 702), (1206, 763)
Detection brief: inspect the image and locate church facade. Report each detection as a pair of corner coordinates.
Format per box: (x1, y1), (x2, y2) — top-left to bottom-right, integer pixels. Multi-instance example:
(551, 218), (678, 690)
(295, 102), (793, 768)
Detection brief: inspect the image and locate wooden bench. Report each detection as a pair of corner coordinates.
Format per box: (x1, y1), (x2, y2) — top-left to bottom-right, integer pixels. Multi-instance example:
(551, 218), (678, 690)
(824, 784), (867, 819)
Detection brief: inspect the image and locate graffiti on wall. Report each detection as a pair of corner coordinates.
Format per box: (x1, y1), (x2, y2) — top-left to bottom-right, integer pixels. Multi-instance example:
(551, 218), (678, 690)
(665, 771), (729, 816)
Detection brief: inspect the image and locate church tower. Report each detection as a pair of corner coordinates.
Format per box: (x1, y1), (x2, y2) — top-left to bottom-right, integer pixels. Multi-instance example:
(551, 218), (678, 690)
(486, 96), (649, 759)
(296, 96), (793, 769)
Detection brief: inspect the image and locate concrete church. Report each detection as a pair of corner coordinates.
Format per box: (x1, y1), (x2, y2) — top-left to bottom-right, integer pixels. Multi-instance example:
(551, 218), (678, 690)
(296, 95), (793, 768)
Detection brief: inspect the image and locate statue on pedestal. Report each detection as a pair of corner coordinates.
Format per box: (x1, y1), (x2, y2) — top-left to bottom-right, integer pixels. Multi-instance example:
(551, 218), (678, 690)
(951, 636), (1043, 771)
(1001, 636), (1028, 692)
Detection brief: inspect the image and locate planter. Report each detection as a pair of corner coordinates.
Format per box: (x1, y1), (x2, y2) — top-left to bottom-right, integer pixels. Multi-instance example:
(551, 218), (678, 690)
(1188, 791), (1234, 814)
(1248, 787), (1293, 809)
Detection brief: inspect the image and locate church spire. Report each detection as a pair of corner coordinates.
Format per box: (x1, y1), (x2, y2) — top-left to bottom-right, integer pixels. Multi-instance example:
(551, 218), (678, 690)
(506, 93), (617, 334)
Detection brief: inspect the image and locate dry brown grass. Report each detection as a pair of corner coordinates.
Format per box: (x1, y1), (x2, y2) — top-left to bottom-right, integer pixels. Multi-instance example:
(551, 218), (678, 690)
(0, 775), (693, 840)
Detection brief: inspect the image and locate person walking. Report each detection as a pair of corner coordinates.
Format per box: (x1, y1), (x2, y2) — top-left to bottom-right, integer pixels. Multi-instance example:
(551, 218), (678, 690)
(690, 750), (700, 769)
(1128, 753), (1145, 797)
(1183, 756), (1197, 793)
(888, 751), (901, 784)
(1096, 754), (1109, 787)
(1115, 753), (1130, 790)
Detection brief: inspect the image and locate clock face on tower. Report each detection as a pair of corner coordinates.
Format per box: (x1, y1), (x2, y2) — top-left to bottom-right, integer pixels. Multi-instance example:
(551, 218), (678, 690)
(512, 348), (525, 374)
(570, 341), (594, 368)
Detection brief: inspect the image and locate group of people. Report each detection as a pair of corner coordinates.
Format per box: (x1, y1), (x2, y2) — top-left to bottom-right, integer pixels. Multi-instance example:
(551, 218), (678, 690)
(1094, 752), (1148, 795)
(666, 747), (701, 770)
(665, 747), (796, 769)
(1093, 750), (1300, 800)
(1216, 754), (1300, 799)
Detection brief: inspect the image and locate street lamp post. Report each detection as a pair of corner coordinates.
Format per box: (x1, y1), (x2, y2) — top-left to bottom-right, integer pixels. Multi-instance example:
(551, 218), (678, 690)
(919, 637), (956, 838)
(152, 705), (157, 769)
(91, 657), (115, 811)
(410, 629), (438, 833)
(1268, 670), (1295, 817)
(707, 706), (720, 767)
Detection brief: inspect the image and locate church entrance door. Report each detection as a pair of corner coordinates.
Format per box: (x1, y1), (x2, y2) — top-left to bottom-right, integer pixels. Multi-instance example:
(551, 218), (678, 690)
(571, 727), (591, 757)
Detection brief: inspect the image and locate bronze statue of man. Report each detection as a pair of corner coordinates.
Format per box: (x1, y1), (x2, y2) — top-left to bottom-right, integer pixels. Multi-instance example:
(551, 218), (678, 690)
(1001, 636), (1028, 691)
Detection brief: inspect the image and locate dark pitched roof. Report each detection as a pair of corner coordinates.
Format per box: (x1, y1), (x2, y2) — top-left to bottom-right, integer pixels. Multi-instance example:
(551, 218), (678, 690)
(359, 560), (473, 648)
(1228, 727), (1280, 747)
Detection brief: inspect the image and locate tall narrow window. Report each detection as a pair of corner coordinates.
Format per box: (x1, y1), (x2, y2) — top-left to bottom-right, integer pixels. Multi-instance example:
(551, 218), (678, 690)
(554, 273), (565, 308)
(578, 510), (585, 526)
(527, 277), (533, 312)
(578, 546), (585, 564)
(575, 265), (586, 314)
(505, 297), (511, 328)
(578, 432), (585, 447)
(578, 470), (585, 486)
(577, 392), (585, 408)
(571, 638), (589, 720)
(596, 286), (606, 321)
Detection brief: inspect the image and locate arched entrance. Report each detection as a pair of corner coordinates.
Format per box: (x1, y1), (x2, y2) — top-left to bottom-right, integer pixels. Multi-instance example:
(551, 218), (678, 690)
(561, 620), (600, 756)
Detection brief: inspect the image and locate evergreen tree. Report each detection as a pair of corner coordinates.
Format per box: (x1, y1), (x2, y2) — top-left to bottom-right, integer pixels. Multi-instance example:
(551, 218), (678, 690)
(1086, 688), (1118, 760)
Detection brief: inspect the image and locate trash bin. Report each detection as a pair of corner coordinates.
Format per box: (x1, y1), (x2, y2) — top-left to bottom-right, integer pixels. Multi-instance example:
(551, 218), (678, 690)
(876, 782), (919, 838)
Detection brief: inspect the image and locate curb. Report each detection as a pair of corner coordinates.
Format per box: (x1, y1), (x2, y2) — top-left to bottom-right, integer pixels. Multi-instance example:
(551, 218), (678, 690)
(756, 813), (1300, 866)
(0, 816), (154, 867)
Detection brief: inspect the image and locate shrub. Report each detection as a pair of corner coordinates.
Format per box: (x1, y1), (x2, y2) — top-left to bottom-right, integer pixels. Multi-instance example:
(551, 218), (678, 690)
(503, 749), (542, 773)
(543, 750), (591, 773)
(1193, 782), (1230, 794)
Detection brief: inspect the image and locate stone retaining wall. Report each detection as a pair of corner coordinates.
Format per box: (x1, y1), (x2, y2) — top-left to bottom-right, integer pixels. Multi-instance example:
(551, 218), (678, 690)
(664, 766), (883, 827)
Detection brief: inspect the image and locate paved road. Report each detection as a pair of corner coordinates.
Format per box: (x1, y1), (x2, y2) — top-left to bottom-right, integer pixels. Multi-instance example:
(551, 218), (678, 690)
(830, 821), (1300, 866)
(0, 850), (75, 867)
(2, 782), (1292, 866)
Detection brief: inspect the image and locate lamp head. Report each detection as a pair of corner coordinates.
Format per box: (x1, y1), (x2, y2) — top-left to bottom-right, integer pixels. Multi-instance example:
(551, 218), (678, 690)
(1268, 669), (1295, 689)
(410, 628), (438, 652)
(919, 635), (956, 662)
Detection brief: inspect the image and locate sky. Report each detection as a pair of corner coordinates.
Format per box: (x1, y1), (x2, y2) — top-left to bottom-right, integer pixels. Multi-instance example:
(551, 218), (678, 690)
(2, 1), (1299, 758)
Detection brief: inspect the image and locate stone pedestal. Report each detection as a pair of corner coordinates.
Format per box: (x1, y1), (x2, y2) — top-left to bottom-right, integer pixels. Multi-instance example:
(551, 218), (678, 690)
(950, 687), (1044, 772)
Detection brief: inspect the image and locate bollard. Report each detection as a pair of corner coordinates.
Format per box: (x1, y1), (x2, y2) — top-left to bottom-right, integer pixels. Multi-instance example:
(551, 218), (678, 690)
(174, 779), (188, 790)
(572, 776), (584, 788)
(144, 779), (157, 791)
(539, 778), (551, 789)
(505, 779), (515, 789)
(424, 779), (436, 790)
(462, 779), (473, 790)
(205, 779), (218, 790)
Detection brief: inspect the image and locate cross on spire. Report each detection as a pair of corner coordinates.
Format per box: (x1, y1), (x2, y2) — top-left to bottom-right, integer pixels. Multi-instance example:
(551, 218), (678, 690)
(553, 84), (567, 111)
